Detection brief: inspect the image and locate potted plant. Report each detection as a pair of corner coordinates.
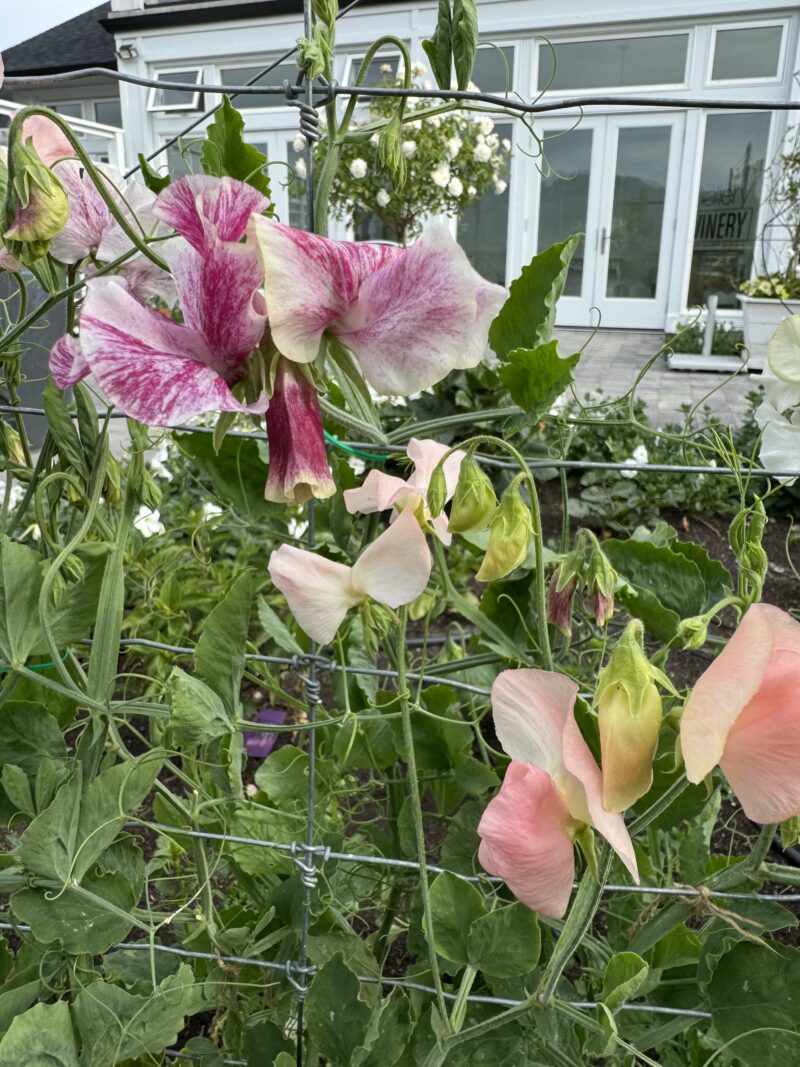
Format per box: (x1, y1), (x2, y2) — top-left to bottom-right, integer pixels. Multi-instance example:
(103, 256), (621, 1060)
(738, 127), (800, 370)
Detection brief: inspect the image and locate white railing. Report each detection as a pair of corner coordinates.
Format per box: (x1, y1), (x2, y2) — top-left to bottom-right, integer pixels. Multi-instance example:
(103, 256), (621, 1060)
(0, 99), (125, 170)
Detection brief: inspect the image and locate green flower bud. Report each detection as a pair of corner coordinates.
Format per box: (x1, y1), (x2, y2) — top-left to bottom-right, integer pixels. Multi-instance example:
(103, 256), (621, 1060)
(476, 476), (532, 582)
(378, 112), (407, 190)
(595, 620), (664, 812)
(3, 138), (69, 265)
(448, 455), (497, 534)
(676, 615), (709, 650)
(426, 461), (447, 519)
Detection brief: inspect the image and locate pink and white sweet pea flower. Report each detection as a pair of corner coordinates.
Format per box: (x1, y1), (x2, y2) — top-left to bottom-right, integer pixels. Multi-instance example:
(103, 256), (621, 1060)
(680, 603), (800, 823)
(251, 217), (507, 396)
(268, 507), (432, 645)
(343, 437), (465, 544)
(478, 669), (639, 919)
(49, 175), (269, 425)
(265, 357), (335, 504)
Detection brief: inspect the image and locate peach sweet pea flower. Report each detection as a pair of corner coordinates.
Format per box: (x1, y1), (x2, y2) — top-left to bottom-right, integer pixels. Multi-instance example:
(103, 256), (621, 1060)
(268, 507), (431, 645)
(478, 669), (639, 919)
(680, 603), (800, 823)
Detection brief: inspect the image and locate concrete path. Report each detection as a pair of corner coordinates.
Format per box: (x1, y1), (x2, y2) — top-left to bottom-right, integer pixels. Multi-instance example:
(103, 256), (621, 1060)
(555, 329), (759, 428)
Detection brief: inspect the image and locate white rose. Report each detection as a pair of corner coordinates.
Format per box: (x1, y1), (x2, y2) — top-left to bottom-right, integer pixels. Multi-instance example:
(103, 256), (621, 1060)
(431, 162), (451, 188)
(426, 114), (441, 127)
(473, 143), (492, 163)
(293, 157), (307, 179)
(401, 139), (417, 159)
(380, 63), (393, 73)
(486, 132), (499, 149)
(447, 176), (463, 196)
(350, 158), (368, 179)
(446, 136), (462, 159)
(467, 185), (476, 196)
(422, 79), (432, 90)
(376, 188), (391, 207)
(134, 506), (165, 537)
(408, 118), (422, 131)
(411, 61), (426, 78)
(502, 137), (512, 151)
(493, 178), (507, 194)
(479, 117), (495, 135)
(292, 133), (306, 153)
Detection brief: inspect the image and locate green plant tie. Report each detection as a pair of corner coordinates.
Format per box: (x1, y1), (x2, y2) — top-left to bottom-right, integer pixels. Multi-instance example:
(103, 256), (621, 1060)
(323, 430), (392, 462)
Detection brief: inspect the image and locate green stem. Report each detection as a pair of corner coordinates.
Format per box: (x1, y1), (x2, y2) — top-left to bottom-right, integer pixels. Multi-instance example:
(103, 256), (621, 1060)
(386, 407), (520, 443)
(628, 775), (691, 836)
(396, 605), (449, 1025)
(450, 964), (478, 1033)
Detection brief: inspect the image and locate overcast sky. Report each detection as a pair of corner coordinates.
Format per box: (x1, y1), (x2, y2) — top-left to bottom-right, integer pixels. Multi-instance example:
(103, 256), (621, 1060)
(0, 0), (103, 51)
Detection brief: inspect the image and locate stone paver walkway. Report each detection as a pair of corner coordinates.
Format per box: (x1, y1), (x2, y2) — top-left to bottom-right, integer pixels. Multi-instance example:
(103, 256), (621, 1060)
(555, 329), (759, 428)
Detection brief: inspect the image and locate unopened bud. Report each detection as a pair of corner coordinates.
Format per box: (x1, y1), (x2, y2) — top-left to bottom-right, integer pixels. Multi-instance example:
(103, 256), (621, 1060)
(426, 462), (447, 519)
(548, 571), (577, 636)
(378, 113), (407, 189)
(448, 455), (497, 534)
(676, 615), (709, 650)
(476, 477), (532, 582)
(595, 620), (663, 812)
(3, 138), (69, 264)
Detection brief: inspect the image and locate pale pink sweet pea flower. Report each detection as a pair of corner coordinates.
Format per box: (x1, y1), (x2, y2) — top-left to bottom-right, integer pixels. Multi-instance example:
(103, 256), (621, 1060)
(478, 669), (639, 919)
(268, 507), (432, 645)
(344, 437), (465, 544)
(251, 217), (507, 396)
(680, 603), (800, 823)
(19, 115), (73, 167)
(49, 175), (269, 425)
(265, 357), (335, 504)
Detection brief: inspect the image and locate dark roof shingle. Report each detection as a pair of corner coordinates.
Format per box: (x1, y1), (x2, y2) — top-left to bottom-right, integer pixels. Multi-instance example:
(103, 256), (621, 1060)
(3, 3), (115, 76)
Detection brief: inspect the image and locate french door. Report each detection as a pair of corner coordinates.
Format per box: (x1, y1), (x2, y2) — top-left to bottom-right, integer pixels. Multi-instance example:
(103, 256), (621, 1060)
(535, 113), (685, 329)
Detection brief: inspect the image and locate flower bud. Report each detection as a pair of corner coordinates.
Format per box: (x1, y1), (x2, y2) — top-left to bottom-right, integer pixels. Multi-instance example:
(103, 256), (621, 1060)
(587, 543), (617, 627)
(595, 620), (663, 812)
(3, 137), (69, 264)
(547, 571), (577, 636)
(476, 476), (532, 582)
(676, 615), (709, 650)
(426, 461), (447, 519)
(378, 113), (407, 189)
(447, 455), (497, 534)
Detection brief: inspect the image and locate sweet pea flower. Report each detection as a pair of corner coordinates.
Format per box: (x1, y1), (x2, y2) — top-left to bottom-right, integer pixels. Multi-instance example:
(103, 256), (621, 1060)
(49, 175), (269, 425)
(264, 357), (335, 504)
(478, 669), (639, 919)
(343, 437), (464, 545)
(251, 217), (506, 396)
(268, 507), (431, 645)
(133, 505), (165, 537)
(680, 603), (800, 823)
(755, 370), (800, 482)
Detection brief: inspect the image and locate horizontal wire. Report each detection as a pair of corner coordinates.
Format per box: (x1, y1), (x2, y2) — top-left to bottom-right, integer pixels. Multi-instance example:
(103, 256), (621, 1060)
(0, 406), (792, 478)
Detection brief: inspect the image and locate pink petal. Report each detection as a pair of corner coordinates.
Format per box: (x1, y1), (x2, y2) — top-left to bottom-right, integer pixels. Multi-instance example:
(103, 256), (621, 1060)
(469, 278), (508, 365)
(406, 437), (465, 502)
(50, 333), (88, 389)
(163, 234), (266, 375)
(268, 544), (361, 646)
(79, 277), (265, 425)
(252, 216), (396, 364)
(115, 252), (177, 305)
(21, 115), (73, 166)
(265, 358), (335, 504)
(720, 646), (800, 822)
(491, 668), (577, 777)
(49, 160), (116, 264)
(478, 761), (575, 919)
(96, 179), (161, 263)
(680, 604), (781, 783)
(351, 506), (432, 608)
(155, 175), (269, 250)
(343, 469), (413, 515)
(337, 226), (502, 395)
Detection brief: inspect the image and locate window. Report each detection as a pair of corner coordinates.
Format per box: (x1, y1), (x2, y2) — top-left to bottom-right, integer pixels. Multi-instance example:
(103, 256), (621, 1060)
(94, 99), (122, 127)
(147, 69), (203, 112)
(346, 52), (403, 87)
(537, 34), (689, 92)
(166, 138), (205, 177)
(537, 128), (593, 296)
(50, 102), (84, 119)
(471, 45), (514, 94)
(687, 112), (771, 308)
(458, 121), (512, 284)
(218, 62), (297, 109)
(710, 25), (783, 82)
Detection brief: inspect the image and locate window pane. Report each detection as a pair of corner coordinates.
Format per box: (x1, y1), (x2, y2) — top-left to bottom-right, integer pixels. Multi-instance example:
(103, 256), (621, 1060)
(537, 128), (593, 296)
(471, 46), (514, 93)
(348, 54), (401, 87)
(711, 25), (782, 81)
(537, 35), (688, 91)
(220, 62), (297, 108)
(458, 121), (512, 284)
(153, 70), (200, 108)
(606, 126), (671, 300)
(687, 113), (771, 308)
(94, 100), (122, 127)
(167, 139), (205, 177)
(51, 102), (83, 119)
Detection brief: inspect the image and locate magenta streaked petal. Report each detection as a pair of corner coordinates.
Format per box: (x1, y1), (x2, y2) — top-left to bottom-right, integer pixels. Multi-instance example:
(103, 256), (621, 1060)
(252, 215), (397, 364)
(265, 358), (335, 504)
(468, 278), (508, 366)
(49, 160), (117, 264)
(155, 174), (269, 249)
(50, 333), (89, 389)
(96, 179), (161, 263)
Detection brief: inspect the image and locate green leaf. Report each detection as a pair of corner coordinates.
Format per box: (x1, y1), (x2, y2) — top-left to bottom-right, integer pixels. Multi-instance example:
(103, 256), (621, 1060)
(168, 667), (231, 746)
(74, 964), (198, 1067)
(137, 152), (171, 193)
(468, 902), (540, 977)
(33, 554), (107, 655)
(73, 381), (99, 464)
(498, 341), (580, 414)
(1, 765), (33, 817)
(353, 988), (413, 1067)
(709, 942), (800, 1065)
(0, 1000), (79, 1067)
(196, 569), (254, 716)
(305, 953), (371, 1066)
(451, 0), (478, 89)
(254, 745), (309, 805)
(42, 378), (87, 476)
(489, 235), (582, 360)
(427, 871), (487, 965)
(782, 814), (800, 850)
(602, 952), (649, 1012)
(175, 431), (276, 519)
(201, 95), (271, 197)
(422, 0), (453, 89)
(0, 539), (45, 667)
(257, 594), (304, 656)
(0, 701), (66, 774)
(327, 339), (387, 439)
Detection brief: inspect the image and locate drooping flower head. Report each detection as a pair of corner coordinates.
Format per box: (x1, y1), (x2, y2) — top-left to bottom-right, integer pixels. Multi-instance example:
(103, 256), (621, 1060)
(49, 174), (269, 425)
(268, 507), (432, 645)
(680, 603), (800, 823)
(478, 668), (639, 919)
(251, 217), (506, 396)
(265, 357), (335, 504)
(343, 437), (465, 544)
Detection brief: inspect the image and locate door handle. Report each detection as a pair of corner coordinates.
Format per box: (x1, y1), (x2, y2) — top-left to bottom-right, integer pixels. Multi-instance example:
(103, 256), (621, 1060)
(600, 227), (613, 254)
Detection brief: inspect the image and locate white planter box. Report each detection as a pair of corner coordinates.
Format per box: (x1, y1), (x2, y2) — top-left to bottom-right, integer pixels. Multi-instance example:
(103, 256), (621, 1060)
(666, 352), (745, 373)
(738, 295), (800, 372)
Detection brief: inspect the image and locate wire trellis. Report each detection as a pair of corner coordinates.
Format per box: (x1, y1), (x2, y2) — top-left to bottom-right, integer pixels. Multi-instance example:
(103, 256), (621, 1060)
(2, 2), (800, 1063)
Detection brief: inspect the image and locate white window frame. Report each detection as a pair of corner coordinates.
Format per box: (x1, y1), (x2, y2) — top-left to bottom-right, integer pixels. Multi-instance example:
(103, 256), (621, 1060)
(215, 59), (298, 112)
(147, 67), (204, 113)
(92, 98), (122, 128)
(343, 49), (406, 87)
(533, 27), (693, 97)
(705, 19), (789, 88)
